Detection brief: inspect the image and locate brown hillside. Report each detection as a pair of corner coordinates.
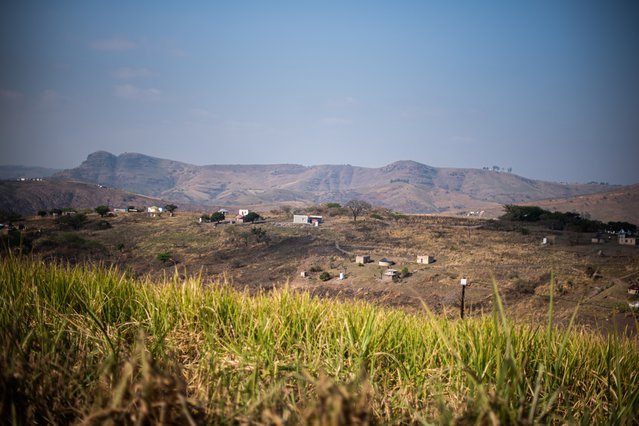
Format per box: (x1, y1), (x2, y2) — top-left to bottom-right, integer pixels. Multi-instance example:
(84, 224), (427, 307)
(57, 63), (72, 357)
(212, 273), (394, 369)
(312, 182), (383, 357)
(0, 180), (173, 215)
(54, 152), (615, 214)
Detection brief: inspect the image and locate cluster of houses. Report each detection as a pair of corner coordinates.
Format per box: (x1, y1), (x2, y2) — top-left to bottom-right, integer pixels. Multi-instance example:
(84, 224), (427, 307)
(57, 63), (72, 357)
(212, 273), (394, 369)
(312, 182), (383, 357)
(540, 230), (637, 247)
(354, 254), (435, 282)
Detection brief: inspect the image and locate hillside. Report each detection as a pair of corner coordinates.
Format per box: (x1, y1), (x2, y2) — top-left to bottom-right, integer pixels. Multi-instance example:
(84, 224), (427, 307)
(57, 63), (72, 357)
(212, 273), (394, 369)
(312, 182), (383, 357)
(54, 151), (613, 213)
(0, 179), (170, 215)
(524, 183), (639, 224)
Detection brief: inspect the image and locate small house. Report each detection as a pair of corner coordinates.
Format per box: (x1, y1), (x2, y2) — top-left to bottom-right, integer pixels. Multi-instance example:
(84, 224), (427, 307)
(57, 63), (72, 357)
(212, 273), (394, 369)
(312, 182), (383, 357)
(218, 208), (229, 214)
(378, 257), (395, 267)
(147, 206), (163, 217)
(383, 269), (399, 282)
(591, 237), (604, 244)
(355, 255), (371, 264)
(628, 285), (639, 295)
(113, 208), (128, 213)
(293, 215), (323, 225)
(417, 255), (435, 264)
(238, 209), (249, 217)
(619, 234), (637, 246)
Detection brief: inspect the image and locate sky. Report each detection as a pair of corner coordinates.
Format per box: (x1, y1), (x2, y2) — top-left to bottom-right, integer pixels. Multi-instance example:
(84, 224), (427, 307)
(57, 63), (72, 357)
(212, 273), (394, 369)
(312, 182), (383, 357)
(1, 1), (638, 185)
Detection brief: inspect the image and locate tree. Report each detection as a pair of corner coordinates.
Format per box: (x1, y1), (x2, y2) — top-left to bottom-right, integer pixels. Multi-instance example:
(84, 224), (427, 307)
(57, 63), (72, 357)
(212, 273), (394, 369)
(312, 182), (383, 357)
(210, 211), (225, 223)
(345, 199), (372, 222)
(243, 212), (261, 223)
(164, 204), (178, 216)
(200, 214), (211, 222)
(37, 210), (47, 217)
(94, 205), (110, 217)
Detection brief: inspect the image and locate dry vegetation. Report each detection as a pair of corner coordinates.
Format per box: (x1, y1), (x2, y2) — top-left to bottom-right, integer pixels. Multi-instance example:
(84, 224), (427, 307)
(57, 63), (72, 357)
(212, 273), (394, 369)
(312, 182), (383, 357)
(3, 207), (639, 334)
(1, 255), (638, 424)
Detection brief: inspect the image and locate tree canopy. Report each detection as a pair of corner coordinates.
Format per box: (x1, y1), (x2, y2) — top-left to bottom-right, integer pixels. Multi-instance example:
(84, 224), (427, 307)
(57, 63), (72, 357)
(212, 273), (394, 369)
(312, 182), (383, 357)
(345, 200), (372, 222)
(94, 205), (110, 217)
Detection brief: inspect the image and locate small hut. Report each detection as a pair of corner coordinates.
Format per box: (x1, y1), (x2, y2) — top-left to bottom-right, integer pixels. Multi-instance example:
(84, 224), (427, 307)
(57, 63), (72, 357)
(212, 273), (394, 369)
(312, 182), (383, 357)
(356, 255), (371, 264)
(378, 257), (395, 267)
(383, 269), (399, 282)
(417, 255), (435, 264)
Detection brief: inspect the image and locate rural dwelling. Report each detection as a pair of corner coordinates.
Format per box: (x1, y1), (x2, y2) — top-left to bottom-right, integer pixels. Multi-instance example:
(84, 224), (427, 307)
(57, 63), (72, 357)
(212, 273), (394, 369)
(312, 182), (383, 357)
(218, 208), (229, 214)
(147, 206), (163, 217)
(113, 208), (127, 213)
(293, 215), (323, 225)
(383, 269), (399, 282)
(355, 255), (371, 264)
(542, 235), (556, 245)
(238, 209), (249, 217)
(591, 237), (605, 244)
(379, 257), (395, 267)
(417, 255), (435, 264)
(619, 234), (637, 246)
(628, 285), (639, 295)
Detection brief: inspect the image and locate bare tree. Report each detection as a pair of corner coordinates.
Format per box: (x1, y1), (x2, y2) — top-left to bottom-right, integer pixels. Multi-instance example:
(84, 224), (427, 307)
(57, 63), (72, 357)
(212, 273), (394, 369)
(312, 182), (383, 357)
(345, 199), (372, 222)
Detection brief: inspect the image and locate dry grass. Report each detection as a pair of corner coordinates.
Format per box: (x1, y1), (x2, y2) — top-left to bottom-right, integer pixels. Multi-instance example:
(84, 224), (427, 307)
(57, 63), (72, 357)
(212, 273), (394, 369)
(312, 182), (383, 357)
(1, 255), (638, 424)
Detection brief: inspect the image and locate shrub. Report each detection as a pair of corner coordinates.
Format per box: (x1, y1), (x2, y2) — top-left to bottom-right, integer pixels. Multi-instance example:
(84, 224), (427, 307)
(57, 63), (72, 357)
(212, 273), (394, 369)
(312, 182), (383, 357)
(319, 271), (332, 281)
(310, 265), (323, 273)
(57, 213), (88, 230)
(157, 252), (173, 263)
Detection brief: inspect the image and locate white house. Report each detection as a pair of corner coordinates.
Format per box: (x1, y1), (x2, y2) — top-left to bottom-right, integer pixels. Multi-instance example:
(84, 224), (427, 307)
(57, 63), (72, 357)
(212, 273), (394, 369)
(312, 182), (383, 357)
(293, 215), (323, 225)
(238, 209), (249, 217)
(147, 206), (163, 217)
(416, 255), (435, 264)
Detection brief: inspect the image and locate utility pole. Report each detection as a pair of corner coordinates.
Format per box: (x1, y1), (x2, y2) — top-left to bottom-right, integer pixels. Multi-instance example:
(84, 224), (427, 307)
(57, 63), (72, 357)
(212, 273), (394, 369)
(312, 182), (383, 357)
(460, 278), (468, 319)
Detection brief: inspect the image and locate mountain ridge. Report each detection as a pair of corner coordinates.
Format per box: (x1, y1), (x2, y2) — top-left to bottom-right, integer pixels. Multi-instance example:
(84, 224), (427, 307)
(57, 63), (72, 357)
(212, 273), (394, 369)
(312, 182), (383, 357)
(52, 151), (615, 214)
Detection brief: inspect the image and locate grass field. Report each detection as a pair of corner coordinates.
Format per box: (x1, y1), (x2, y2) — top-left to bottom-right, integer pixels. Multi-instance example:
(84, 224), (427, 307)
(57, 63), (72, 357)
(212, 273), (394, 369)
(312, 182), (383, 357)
(1, 254), (638, 424)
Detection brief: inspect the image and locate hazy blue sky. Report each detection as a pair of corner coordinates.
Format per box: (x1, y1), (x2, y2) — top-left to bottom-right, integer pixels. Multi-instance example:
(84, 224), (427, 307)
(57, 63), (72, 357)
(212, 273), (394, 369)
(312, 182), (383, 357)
(1, 1), (638, 184)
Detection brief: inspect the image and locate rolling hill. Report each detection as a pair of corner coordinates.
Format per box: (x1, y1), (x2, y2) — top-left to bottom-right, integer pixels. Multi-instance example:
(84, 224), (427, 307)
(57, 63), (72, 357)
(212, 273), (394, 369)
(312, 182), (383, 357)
(53, 151), (614, 214)
(0, 180), (170, 215)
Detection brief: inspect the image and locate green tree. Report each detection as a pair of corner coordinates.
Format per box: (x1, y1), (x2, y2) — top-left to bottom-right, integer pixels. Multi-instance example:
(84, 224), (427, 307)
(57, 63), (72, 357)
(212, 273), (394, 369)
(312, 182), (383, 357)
(94, 205), (110, 217)
(210, 211), (225, 223)
(200, 214), (211, 222)
(243, 212), (261, 223)
(164, 204), (178, 216)
(37, 210), (47, 217)
(345, 199), (372, 222)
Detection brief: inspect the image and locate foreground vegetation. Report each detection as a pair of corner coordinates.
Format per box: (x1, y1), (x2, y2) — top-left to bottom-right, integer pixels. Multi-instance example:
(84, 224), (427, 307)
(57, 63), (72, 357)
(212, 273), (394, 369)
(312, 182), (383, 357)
(1, 256), (638, 424)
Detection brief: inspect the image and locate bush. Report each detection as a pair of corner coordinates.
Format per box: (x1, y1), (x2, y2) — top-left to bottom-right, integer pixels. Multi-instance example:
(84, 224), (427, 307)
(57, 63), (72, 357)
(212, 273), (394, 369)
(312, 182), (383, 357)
(157, 252), (173, 263)
(94, 205), (110, 217)
(57, 213), (88, 230)
(310, 266), (323, 273)
(319, 272), (332, 281)
(513, 279), (538, 294)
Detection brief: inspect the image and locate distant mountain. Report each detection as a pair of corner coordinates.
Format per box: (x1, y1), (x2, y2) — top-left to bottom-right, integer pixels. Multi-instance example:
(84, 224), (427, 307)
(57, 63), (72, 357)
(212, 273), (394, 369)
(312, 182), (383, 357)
(0, 180), (170, 215)
(0, 165), (60, 180)
(52, 151), (615, 214)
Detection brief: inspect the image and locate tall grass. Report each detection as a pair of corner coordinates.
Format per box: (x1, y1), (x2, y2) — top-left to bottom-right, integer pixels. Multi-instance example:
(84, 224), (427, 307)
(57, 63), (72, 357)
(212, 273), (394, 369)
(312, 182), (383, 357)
(1, 255), (638, 424)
